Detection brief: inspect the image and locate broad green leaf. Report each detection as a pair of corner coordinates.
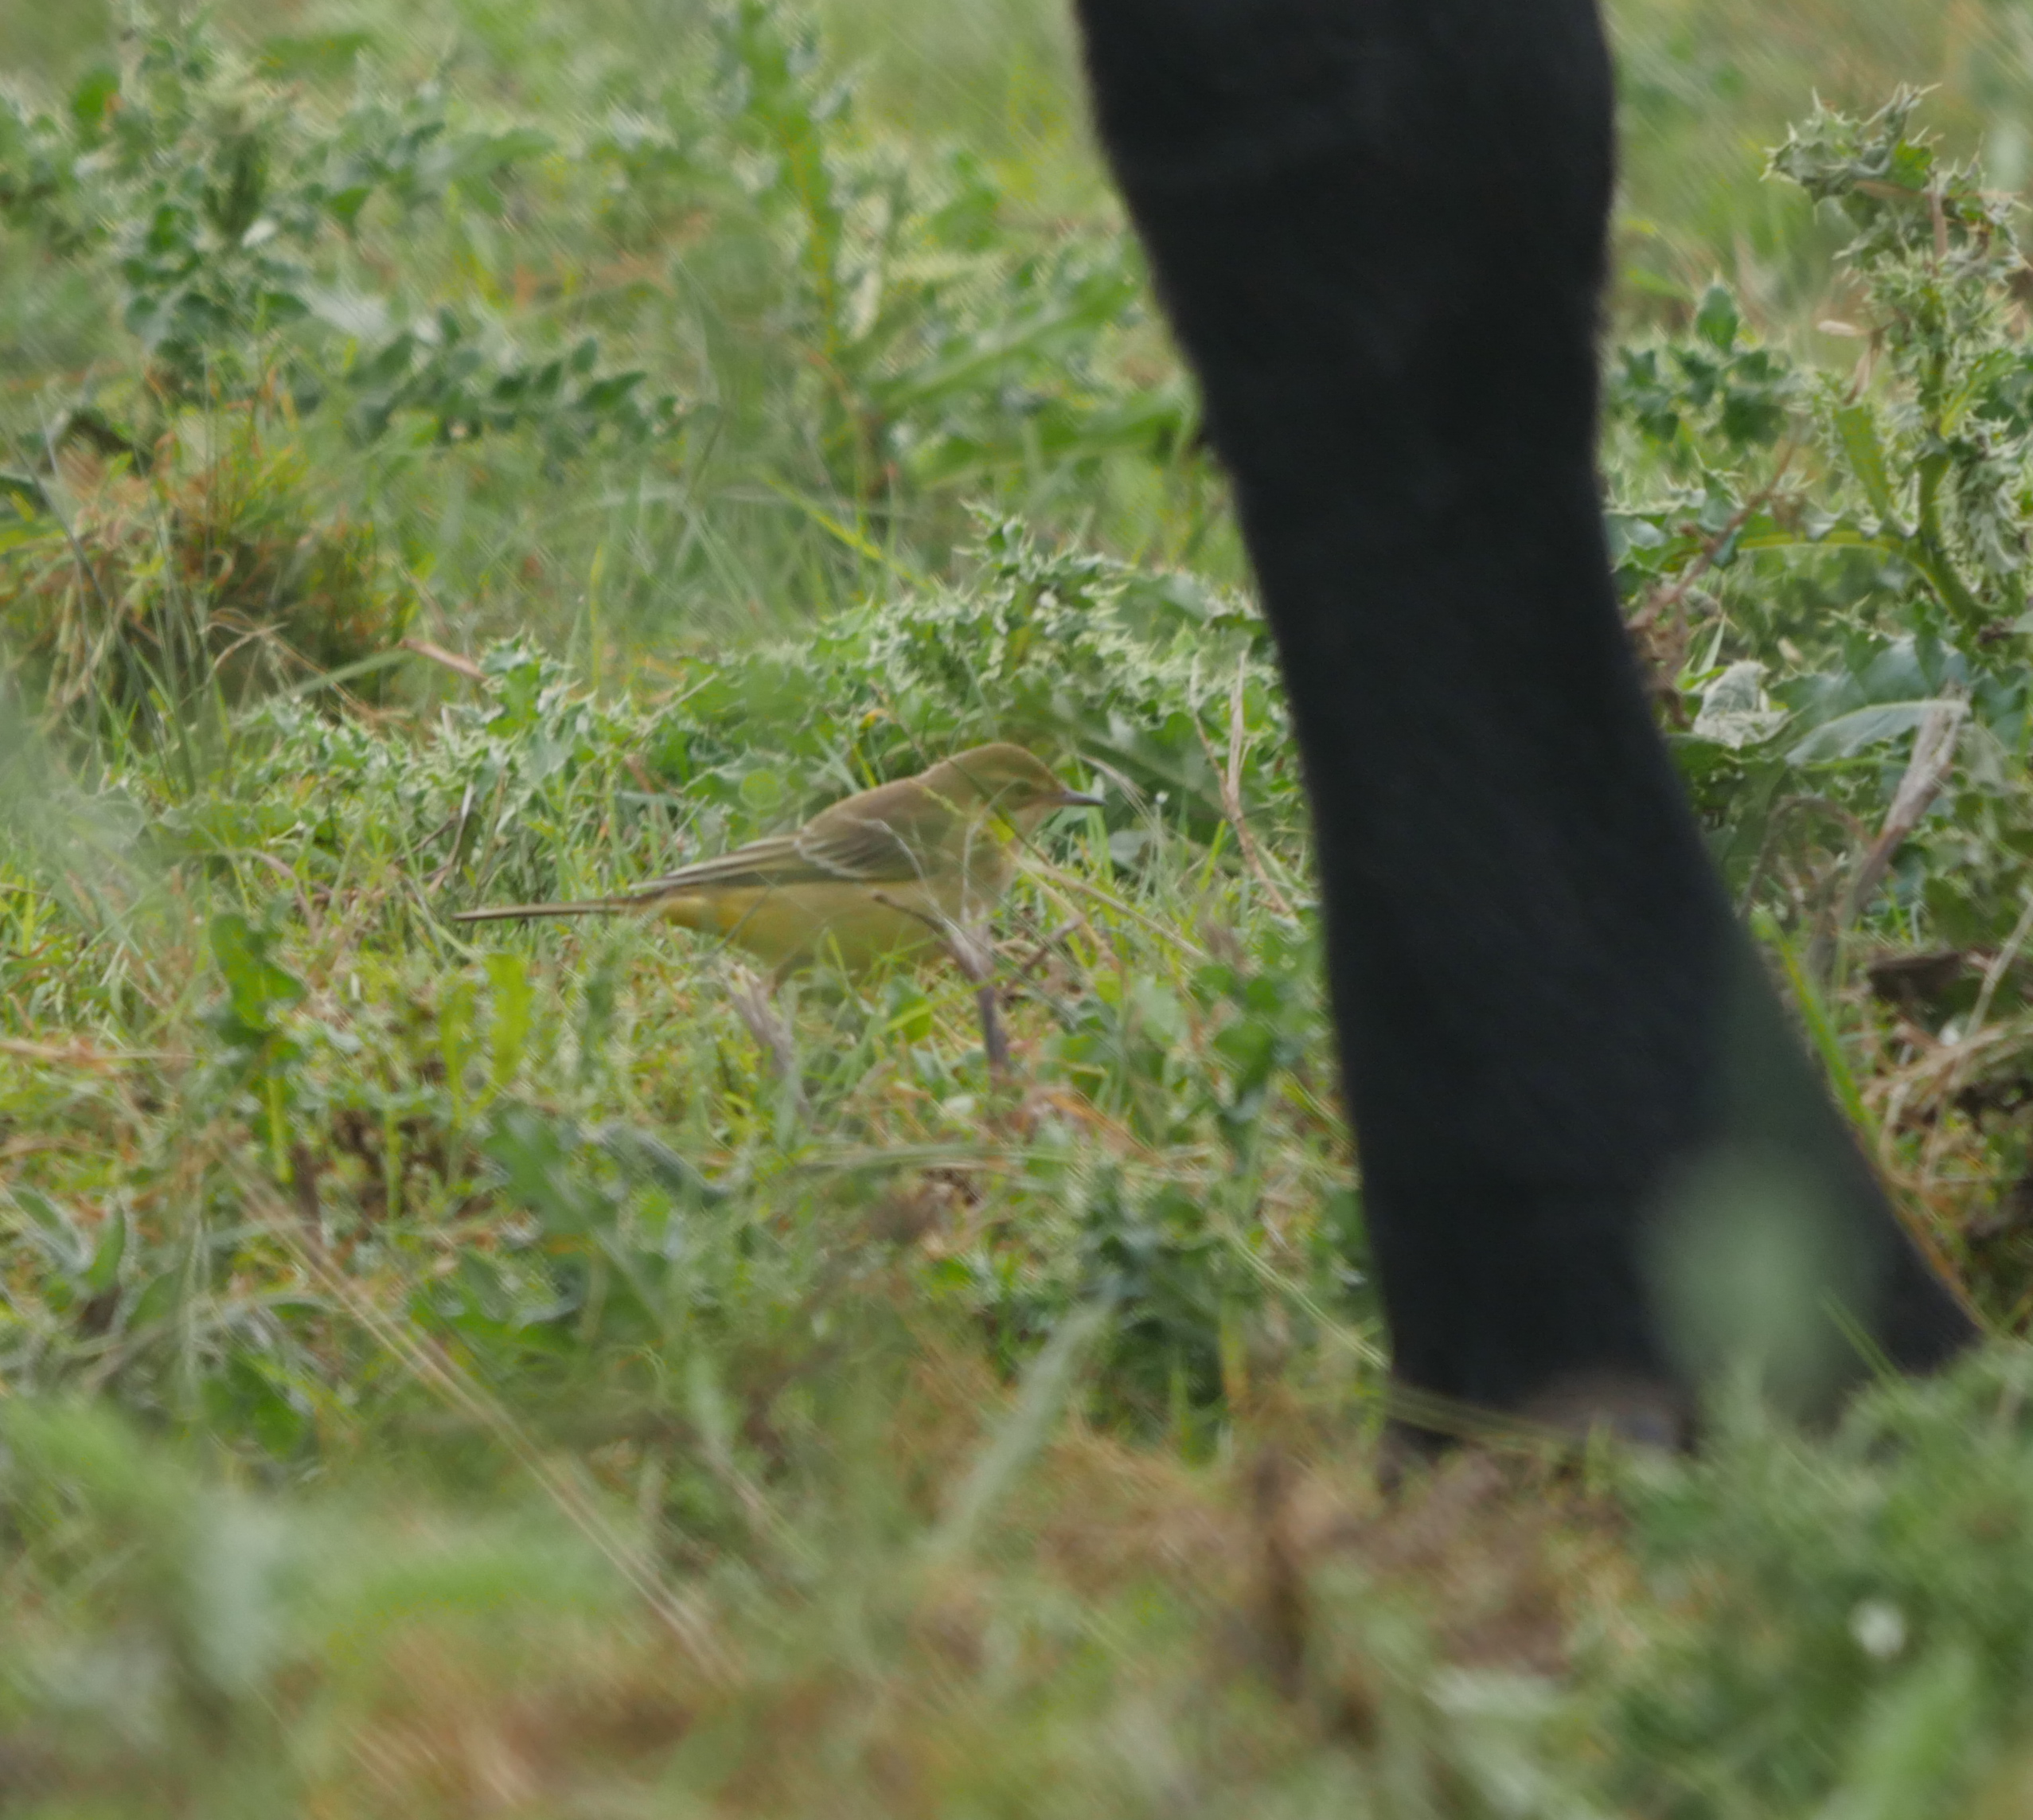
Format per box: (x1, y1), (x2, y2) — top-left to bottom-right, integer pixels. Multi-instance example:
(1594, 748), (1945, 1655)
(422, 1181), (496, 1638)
(485, 950), (534, 1092)
(1787, 699), (1962, 764)
(1694, 280), (1740, 350)
(1833, 404), (1902, 525)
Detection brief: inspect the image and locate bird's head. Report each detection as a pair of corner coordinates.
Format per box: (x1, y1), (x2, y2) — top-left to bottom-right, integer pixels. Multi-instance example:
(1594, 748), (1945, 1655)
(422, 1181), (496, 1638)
(934, 743), (1102, 834)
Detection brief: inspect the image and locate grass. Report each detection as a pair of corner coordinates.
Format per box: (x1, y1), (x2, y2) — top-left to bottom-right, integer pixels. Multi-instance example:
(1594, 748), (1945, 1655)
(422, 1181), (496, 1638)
(8, 0), (2033, 1810)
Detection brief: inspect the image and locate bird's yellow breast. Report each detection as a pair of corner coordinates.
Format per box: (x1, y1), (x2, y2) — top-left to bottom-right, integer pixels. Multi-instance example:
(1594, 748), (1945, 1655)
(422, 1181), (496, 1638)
(652, 878), (970, 971)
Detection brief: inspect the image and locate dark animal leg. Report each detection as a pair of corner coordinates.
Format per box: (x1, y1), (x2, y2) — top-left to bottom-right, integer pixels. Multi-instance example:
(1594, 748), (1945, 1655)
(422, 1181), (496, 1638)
(1071, 0), (1976, 1434)
(869, 893), (1012, 1077)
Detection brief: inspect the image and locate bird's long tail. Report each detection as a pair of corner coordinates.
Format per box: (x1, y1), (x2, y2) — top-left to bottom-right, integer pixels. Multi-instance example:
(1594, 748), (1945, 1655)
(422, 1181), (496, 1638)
(447, 897), (640, 924)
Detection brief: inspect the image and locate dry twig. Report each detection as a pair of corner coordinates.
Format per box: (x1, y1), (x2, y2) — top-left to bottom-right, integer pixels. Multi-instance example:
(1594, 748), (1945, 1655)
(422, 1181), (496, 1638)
(1808, 691), (1966, 982)
(400, 636), (487, 682)
(1194, 657), (1299, 920)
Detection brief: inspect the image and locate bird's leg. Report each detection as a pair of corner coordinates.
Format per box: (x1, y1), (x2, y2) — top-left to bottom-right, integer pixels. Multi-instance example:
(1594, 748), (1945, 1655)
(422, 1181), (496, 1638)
(940, 919), (1011, 1078)
(968, 975), (1012, 1080)
(870, 893), (1011, 1077)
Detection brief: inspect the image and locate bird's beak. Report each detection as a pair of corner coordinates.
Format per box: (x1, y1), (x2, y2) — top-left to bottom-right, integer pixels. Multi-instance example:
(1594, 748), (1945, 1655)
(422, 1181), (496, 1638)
(1054, 787), (1105, 809)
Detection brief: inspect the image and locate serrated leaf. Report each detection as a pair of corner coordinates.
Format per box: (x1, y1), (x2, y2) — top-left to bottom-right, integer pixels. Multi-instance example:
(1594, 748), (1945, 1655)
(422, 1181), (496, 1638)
(1695, 282), (1740, 351)
(1833, 404), (1902, 525)
(1693, 661), (1791, 749)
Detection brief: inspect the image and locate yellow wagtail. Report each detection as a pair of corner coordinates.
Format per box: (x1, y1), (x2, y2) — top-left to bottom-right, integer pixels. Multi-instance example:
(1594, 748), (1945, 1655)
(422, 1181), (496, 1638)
(448, 742), (1101, 976)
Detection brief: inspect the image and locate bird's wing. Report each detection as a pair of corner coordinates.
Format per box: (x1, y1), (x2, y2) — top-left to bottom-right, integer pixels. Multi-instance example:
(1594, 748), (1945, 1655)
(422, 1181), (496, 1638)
(794, 791), (953, 883)
(619, 834), (817, 898)
(621, 822), (924, 905)
(615, 775), (981, 901)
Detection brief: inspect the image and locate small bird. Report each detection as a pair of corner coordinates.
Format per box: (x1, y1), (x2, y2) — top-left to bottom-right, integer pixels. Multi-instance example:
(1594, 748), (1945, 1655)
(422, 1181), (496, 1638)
(448, 743), (1101, 976)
